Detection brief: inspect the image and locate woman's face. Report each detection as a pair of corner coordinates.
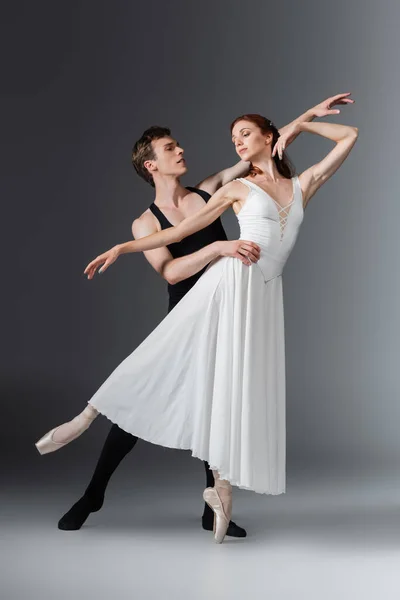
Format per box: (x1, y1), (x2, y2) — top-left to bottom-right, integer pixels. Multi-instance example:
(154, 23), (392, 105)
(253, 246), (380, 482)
(231, 120), (272, 162)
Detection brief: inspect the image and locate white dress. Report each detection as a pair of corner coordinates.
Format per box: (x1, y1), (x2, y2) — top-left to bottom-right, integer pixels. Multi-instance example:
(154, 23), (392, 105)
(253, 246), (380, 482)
(90, 177), (304, 494)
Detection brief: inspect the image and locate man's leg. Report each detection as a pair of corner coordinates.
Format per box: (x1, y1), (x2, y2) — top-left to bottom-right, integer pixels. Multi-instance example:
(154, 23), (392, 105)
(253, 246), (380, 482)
(59, 427), (247, 536)
(202, 461), (247, 538)
(202, 460), (215, 527)
(58, 424), (138, 530)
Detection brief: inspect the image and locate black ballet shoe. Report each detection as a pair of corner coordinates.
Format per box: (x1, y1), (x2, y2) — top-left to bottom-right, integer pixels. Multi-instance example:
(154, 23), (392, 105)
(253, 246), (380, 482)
(57, 494), (104, 531)
(225, 520), (247, 538)
(202, 515), (247, 538)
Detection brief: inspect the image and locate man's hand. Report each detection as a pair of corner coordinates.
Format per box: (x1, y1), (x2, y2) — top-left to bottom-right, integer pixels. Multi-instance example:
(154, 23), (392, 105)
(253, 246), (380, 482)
(217, 240), (260, 265)
(312, 92), (355, 118)
(84, 245), (121, 279)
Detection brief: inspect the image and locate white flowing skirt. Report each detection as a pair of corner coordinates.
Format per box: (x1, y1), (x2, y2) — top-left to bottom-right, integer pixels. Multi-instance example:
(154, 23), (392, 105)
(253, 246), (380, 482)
(90, 256), (286, 494)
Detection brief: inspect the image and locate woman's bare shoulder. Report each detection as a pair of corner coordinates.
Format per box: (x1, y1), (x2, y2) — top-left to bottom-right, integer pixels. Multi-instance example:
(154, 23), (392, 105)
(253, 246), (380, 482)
(219, 179), (249, 201)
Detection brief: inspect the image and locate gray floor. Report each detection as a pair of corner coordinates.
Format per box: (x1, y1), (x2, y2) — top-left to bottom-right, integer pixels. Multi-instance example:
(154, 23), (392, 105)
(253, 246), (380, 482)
(3, 465), (400, 600)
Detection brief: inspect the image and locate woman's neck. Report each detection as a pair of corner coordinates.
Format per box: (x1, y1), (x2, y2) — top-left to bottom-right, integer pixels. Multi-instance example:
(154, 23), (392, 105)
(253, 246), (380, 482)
(251, 158), (280, 181)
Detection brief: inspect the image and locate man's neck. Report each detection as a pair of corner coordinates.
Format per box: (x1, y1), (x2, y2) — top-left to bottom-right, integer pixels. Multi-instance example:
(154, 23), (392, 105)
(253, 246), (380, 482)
(153, 177), (189, 208)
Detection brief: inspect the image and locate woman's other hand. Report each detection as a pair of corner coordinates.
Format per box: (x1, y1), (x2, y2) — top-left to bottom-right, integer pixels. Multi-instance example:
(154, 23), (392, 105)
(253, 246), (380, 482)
(84, 245), (121, 279)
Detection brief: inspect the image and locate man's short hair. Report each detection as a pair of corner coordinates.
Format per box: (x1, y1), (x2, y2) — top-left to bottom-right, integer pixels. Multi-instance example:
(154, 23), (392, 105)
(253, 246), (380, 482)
(131, 126), (171, 187)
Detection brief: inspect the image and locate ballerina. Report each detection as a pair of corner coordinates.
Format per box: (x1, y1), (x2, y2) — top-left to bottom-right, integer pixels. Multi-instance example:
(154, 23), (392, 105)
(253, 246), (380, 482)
(36, 113), (358, 543)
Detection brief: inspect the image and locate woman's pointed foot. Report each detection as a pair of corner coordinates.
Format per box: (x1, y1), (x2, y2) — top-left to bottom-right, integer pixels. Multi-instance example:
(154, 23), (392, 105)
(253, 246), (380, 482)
(203, 487), (230, 544)
(35, 405), (98, 455)
(202, 513), (247, 537)
(35, 427), (68, 455)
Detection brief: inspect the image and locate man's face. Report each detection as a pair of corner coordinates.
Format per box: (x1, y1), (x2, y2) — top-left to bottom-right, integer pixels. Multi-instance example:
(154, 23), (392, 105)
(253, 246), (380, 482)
(147, 137), (188, 179)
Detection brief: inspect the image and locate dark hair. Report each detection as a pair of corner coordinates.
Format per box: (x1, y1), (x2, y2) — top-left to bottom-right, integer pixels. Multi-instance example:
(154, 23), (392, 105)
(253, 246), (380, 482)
(131, 126), (172, 187)
(230, 114), (295, 179)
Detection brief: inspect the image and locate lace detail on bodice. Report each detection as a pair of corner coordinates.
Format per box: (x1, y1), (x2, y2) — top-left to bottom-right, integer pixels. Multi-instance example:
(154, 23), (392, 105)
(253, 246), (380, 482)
(271, 197), (295, 240)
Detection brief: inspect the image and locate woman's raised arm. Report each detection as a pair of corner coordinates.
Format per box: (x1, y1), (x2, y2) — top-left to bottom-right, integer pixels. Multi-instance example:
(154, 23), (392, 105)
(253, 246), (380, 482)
(84, 183), (237, 277)
(274, 121), (358, 208)
(298, 122), (358, 207)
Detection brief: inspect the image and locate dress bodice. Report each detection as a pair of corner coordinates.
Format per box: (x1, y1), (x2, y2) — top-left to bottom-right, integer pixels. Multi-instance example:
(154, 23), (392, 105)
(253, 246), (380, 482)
(236, 176), (304, 283)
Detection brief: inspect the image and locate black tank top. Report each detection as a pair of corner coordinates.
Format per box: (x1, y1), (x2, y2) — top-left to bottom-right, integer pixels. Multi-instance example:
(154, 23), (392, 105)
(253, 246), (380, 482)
(149, 187), (227, 312)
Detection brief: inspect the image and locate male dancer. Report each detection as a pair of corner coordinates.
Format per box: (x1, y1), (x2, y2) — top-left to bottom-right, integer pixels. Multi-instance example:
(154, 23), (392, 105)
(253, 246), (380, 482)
(58, 93), (353, 536)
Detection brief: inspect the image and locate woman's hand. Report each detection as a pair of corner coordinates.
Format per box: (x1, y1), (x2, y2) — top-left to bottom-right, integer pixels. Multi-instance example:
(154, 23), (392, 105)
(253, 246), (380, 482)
(84, 245), (122, 279)
(218, 240), (260, 265)
(275, 93), (355, 158)
(313, 92), (355, 118)
(272, 122), (301, 160)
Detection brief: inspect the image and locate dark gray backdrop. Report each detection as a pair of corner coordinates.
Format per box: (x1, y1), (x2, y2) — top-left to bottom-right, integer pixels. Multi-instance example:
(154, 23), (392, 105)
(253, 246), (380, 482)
(2, 0), (399, 481)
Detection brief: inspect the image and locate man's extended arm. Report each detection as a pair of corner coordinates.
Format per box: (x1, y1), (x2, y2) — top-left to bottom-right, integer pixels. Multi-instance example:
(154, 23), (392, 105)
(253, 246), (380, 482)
(130, 211), (259, 285)
(161, 243), (221, 284)
(197, 92), (354, 195)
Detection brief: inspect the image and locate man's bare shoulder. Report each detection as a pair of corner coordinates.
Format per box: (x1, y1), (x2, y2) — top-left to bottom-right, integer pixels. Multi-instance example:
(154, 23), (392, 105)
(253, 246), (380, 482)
(131, 208), (160, 239)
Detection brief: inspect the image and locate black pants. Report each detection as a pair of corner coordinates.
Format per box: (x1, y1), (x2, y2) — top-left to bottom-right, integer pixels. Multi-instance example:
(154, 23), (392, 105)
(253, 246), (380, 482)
(84, 423), (215, 504)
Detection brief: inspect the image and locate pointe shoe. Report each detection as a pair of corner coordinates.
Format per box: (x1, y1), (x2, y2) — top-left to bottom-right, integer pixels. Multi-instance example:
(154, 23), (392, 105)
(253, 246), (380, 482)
(35, 427), (73, 455)
(35, 406), (97, 455)
(203, 487), (230, 544)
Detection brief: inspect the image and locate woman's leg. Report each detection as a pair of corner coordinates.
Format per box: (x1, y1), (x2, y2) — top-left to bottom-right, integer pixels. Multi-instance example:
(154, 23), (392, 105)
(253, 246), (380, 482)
(52, 404), (98, 442)
(58, 424), (138, 530)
